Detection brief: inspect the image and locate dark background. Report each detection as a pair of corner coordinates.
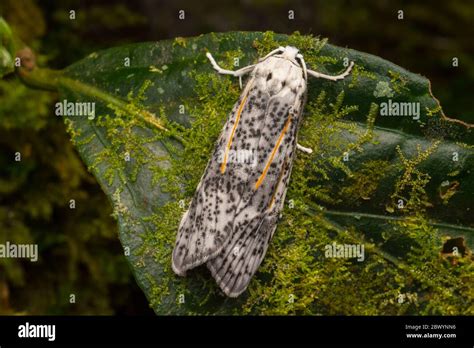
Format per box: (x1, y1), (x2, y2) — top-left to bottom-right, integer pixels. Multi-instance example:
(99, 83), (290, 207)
(0, 0), (472, 315)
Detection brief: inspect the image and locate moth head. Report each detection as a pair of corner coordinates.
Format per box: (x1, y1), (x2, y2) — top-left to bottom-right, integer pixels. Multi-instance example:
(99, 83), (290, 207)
(270, 46), (307, 79)
(280, 46), (300, 61)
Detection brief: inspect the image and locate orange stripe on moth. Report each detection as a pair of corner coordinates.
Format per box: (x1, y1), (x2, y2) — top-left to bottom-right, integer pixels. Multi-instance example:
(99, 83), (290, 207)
(220, 93), (249, 174)
(255, 114), (293, 190)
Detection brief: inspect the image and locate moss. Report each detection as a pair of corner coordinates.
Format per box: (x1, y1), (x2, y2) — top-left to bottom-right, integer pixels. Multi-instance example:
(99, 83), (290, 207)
(388, 70), (409, 94)
(387, 141), (441, 214)
(425, 104), (443, 118)
(222, 49), (245, 69)
(388, 216), (474, 315)
(455, 141), (474, 150)
(173, 37), (187, 48)
(373, 81), (394, 98)
(89, 79), (165, 185)
(348, 65), (377, 88)
(254, 31), (329, 69)
(339, 160), (392, 204)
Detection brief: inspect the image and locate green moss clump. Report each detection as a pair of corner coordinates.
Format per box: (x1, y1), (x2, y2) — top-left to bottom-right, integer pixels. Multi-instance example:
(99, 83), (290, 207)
(88, 80), (164, 185)
(339, 160), (392, 204)
(388, 70), (409, 94)
(348, 65), (377, 89)
(387, 141), (441, 214)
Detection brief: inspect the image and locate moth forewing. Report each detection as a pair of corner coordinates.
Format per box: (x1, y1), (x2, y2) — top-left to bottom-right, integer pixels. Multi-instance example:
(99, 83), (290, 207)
(172, 46), (354, 297)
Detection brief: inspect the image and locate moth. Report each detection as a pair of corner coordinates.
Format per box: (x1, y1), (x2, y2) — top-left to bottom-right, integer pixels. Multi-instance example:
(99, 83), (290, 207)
(172, 46), (354, 297)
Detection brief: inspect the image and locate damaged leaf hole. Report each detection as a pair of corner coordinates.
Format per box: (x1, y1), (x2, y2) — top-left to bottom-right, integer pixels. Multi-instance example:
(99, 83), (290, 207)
(441, 237), (471, 265)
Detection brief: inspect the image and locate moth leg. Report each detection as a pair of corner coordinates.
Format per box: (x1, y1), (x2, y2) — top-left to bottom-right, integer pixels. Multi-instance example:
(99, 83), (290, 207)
(296, 143), (313, 154)
(307, 61), (354, 81)
(206, 52), (255, 89)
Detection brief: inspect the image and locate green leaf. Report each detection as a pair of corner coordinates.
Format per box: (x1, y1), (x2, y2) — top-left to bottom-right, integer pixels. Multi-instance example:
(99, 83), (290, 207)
(18, 31), (474, 314)
(0, 17), (15, 77)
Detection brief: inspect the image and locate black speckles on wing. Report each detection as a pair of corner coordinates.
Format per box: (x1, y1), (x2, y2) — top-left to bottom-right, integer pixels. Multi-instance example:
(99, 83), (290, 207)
(207, 155), (294, 297)
(172, 78), (261, 275)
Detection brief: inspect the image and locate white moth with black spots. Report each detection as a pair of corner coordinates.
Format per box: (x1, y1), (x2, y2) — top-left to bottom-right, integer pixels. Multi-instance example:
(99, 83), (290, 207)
(172, 46), (354, 297)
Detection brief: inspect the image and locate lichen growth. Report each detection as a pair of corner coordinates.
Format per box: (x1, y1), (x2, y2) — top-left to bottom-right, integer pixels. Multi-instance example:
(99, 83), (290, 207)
(438, 180), (459, 205)
(373, 81), (394, 98)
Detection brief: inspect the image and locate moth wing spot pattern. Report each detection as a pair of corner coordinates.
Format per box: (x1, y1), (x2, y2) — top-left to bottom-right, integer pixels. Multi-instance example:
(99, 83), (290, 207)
(172, 46), (354, 297)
